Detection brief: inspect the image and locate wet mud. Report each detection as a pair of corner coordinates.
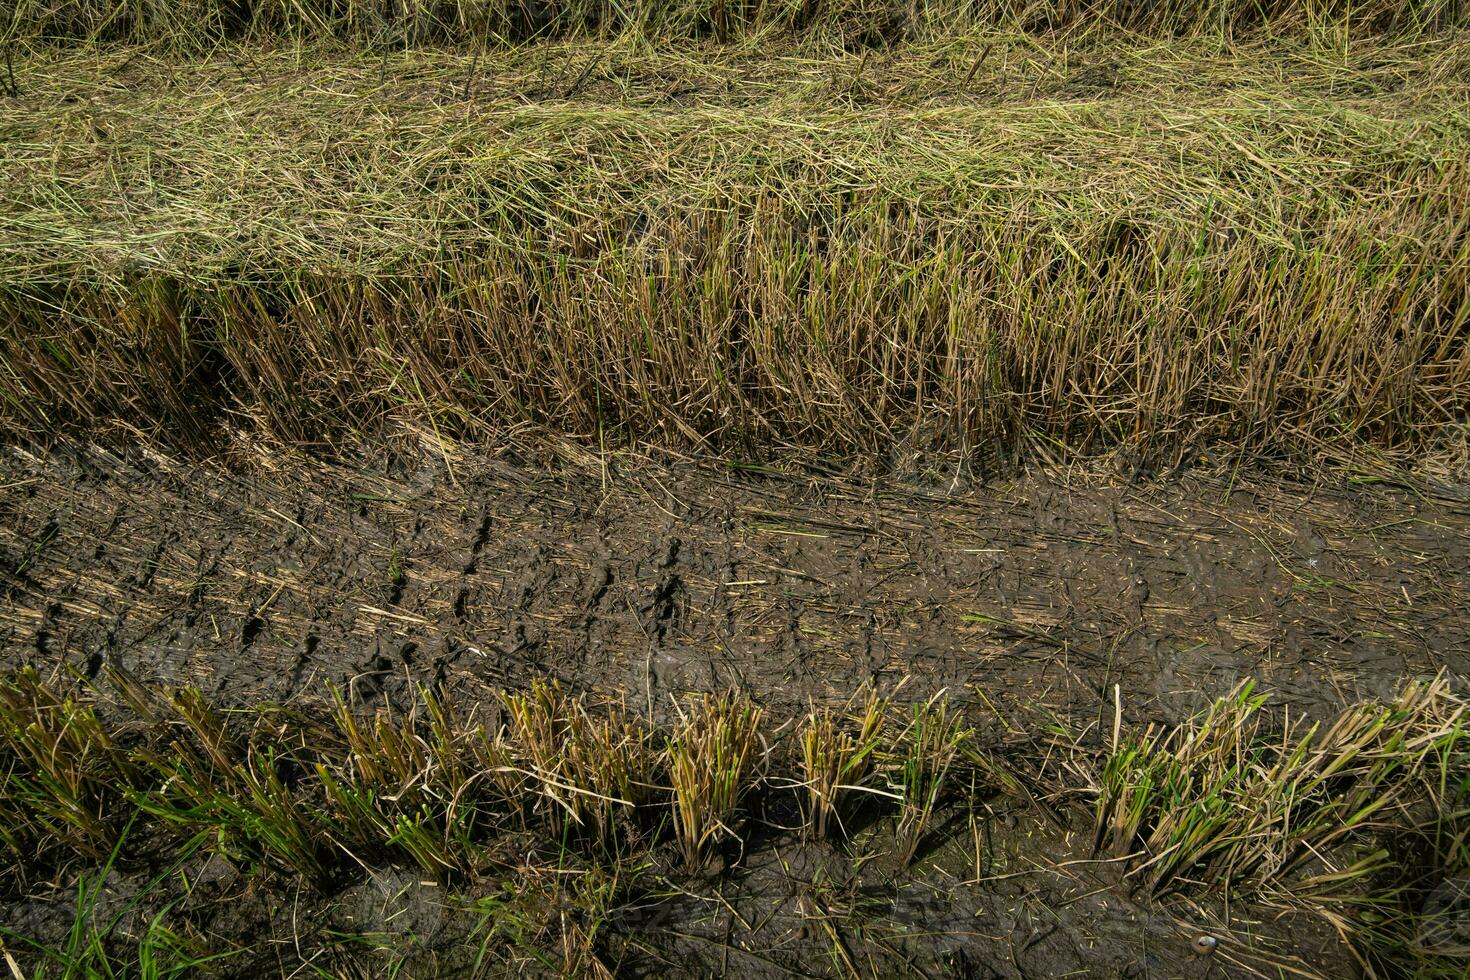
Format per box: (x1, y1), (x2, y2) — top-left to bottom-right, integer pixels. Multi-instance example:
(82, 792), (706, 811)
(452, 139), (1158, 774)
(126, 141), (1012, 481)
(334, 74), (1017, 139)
(2, 445), (1468, 977)
(3, 447), (1467, 724)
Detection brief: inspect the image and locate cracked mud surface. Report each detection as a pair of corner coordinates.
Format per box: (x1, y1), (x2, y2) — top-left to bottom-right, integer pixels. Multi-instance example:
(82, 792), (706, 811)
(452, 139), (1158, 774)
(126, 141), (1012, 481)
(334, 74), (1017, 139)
(4, 448), (1466, 723)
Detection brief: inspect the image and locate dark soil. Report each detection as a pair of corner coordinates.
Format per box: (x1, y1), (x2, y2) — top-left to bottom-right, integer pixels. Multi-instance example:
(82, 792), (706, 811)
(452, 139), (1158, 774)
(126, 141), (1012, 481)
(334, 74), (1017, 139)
(3, 443), (1468, 977)
(4, 446), (1467, 721)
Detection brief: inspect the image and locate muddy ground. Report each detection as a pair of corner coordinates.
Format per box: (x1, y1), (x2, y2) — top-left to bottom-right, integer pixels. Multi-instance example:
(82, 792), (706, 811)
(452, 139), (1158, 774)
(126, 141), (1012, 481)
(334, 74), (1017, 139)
(3, 444), (1469, 976)
(4, 445), (1468, 722)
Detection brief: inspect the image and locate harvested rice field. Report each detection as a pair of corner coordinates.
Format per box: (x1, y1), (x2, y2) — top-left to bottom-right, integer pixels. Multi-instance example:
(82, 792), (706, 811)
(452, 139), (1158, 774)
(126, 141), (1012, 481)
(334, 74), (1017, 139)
(4, 3), (1470, 977)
